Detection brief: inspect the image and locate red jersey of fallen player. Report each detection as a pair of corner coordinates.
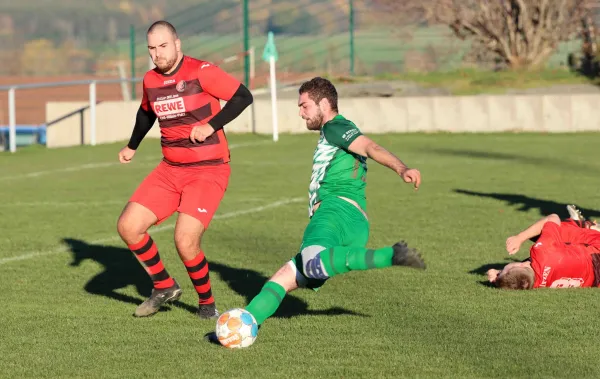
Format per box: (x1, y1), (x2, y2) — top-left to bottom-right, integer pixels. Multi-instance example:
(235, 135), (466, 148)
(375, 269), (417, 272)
(531, 221), (600, 288)
(141, 56), (241, 166)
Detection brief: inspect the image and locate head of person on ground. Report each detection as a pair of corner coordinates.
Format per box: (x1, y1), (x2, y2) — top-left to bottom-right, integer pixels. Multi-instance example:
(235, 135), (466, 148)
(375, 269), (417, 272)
(487, 261), (535, 290)
(147, 20), (182, 74)
(298, 77), (339, 131)
(487, 207), (600, 290)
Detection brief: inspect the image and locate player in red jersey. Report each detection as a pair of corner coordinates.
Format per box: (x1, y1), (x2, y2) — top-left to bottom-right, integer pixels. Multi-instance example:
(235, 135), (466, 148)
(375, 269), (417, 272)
(116, 21), (253, 319)
(487, 205), (600, 289)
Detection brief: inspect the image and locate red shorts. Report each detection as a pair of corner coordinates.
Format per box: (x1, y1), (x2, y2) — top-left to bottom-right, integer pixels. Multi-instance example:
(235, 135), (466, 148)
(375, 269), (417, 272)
(130, 161), (230, 228)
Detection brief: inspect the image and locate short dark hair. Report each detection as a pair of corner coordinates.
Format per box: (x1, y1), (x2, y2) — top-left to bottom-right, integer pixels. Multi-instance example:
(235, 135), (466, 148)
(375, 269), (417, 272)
(147, 20), (178, 37)
(299, 77), (338, 112)
(496, 267), (534, 290)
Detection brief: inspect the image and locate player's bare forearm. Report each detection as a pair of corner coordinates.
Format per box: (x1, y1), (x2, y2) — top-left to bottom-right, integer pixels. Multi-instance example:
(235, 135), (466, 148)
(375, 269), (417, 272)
(516, 214), (561, 242)
(347, 136), (420, 189)
(365, 143), (409, 175)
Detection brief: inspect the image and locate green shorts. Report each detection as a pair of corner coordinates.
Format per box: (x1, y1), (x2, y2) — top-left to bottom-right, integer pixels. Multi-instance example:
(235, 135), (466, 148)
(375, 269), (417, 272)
(290, 196), (369, 290)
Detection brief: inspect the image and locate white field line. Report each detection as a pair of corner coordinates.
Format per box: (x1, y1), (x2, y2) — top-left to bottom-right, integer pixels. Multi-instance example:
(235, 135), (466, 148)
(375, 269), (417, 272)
(0, 197), (277, 208)
(0, 141), (272, 182)
(0, 200), (124, 207)
(0, 197), (279, 208)
(0, 197), (303, 265)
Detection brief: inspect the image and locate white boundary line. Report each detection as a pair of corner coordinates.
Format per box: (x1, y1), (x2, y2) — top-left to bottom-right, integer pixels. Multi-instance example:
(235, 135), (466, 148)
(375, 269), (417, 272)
(0, 197), (303, 265)
(0, 197), (274, 208)
(0, 200), (124, 208)
(0, 141), (273, 182)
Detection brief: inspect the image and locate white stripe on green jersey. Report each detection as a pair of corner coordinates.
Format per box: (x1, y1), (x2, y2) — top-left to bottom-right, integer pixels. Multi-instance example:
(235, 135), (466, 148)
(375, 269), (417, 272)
(308, 114), (367, 218)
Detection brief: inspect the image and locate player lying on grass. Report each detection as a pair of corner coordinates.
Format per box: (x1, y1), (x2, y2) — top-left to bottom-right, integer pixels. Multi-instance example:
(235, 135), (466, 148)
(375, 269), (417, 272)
(487, 205), (600, 289)
(242, 77), (427, 328)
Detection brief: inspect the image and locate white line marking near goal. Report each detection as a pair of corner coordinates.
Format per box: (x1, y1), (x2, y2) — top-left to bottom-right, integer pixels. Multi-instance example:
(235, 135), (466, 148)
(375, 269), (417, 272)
(0, 197), (303, 265)
(0, 141), (272, 182)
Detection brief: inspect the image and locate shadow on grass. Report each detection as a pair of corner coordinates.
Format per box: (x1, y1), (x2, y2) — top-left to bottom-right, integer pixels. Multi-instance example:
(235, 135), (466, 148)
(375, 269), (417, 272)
(454, 189), (600, 219)
(65, 238), (367, 321)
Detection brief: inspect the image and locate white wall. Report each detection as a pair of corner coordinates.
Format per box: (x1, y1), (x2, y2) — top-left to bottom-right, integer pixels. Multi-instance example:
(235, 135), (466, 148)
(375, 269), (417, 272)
(46, 93), (600, 148)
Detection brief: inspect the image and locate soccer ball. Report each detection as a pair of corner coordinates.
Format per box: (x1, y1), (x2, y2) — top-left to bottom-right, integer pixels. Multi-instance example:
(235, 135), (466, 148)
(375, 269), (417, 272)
(215, 308), (258, 348)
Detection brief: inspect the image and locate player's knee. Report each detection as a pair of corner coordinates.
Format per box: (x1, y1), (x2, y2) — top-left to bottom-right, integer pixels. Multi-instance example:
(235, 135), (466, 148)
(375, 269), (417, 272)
(117, 204), (153, 242)
(174, 232), (200, 255)
(300, 245), (329, 280)
(116, 215), (142, 243)
(547, 214), (561, 225)
(269, 262), (298, 292)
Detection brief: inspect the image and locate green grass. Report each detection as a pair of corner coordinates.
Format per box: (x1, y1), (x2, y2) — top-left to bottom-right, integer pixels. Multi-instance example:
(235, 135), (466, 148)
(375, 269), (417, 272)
(2, 132), (600, 378)
(375, 68), (593, 95)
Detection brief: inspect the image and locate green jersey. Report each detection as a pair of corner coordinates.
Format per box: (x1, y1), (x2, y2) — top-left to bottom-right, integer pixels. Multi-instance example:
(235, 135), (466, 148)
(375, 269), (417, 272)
(308, 114), (367, 218)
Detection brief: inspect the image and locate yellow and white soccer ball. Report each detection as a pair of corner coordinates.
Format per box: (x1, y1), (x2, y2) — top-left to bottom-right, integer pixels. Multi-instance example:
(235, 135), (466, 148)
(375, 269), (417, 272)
(215, 308), (258, 348)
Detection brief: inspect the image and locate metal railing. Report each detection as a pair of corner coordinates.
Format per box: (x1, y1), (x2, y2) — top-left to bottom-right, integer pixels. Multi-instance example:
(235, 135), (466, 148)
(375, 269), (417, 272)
(1, 47), (261, 153)
(0, 77), (143, 153)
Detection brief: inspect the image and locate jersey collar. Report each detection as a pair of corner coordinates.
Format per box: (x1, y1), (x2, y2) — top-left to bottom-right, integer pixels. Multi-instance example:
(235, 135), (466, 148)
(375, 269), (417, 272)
(323, 114), (344, 127)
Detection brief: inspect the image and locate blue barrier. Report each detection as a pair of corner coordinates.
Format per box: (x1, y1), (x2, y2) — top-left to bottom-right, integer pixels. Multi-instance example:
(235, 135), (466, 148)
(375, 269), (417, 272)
(0, 125), (47, 150)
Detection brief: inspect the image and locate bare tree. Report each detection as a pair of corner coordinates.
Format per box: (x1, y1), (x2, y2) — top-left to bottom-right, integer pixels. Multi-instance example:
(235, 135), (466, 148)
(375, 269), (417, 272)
(371, 0), (594, 69)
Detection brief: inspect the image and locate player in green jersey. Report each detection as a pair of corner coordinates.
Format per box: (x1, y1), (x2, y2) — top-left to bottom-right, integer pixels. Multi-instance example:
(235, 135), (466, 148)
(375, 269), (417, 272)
(244, 77), (426, 327)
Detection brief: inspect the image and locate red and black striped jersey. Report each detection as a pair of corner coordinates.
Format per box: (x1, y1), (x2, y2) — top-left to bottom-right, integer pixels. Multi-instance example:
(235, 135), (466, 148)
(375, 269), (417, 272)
(140, 56), (241, 166)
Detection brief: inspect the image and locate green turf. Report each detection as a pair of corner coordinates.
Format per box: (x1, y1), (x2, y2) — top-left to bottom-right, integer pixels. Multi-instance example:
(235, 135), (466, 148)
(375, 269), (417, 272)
(1, 132), (600, 378)
(375, 68), (592, 95)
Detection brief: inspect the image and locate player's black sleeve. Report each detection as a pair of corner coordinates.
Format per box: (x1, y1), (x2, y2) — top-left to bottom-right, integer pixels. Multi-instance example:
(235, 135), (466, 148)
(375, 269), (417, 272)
(208, 84), (253, 132)
(127, 106), (157, 150)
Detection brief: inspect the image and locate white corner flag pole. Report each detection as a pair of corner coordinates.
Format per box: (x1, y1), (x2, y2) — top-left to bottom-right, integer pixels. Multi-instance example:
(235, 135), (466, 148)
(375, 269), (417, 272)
(269, 55), (278, 142)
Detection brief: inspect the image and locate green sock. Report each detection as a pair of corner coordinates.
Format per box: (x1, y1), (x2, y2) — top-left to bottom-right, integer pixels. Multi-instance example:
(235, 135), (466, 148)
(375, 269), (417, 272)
(245, 281), (287, 325)
(321, 246), (393, 277)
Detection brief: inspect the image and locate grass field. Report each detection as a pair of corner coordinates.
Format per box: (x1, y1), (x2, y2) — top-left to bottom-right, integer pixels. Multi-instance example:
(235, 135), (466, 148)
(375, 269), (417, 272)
(377, 68), (593, 95)
(2, 132), (600, 378)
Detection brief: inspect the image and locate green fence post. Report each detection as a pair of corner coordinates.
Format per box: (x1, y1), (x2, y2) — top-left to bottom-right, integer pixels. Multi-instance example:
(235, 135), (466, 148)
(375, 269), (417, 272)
(349, 0), (355, 76)
(243, 0), (250, 87)
(130, 24), (136, 100)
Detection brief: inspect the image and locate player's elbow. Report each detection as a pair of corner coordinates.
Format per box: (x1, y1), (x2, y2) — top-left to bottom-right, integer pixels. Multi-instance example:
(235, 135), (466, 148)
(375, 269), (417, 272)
(242, 88), (253, 106)
(236, 84), (253, 107)
(364, 141), (380, 159)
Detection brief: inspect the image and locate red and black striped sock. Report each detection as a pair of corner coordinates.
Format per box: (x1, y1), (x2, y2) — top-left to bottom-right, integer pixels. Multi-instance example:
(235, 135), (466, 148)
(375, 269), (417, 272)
(128, 233), (175, 289)
(184, 250), (214, 305)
